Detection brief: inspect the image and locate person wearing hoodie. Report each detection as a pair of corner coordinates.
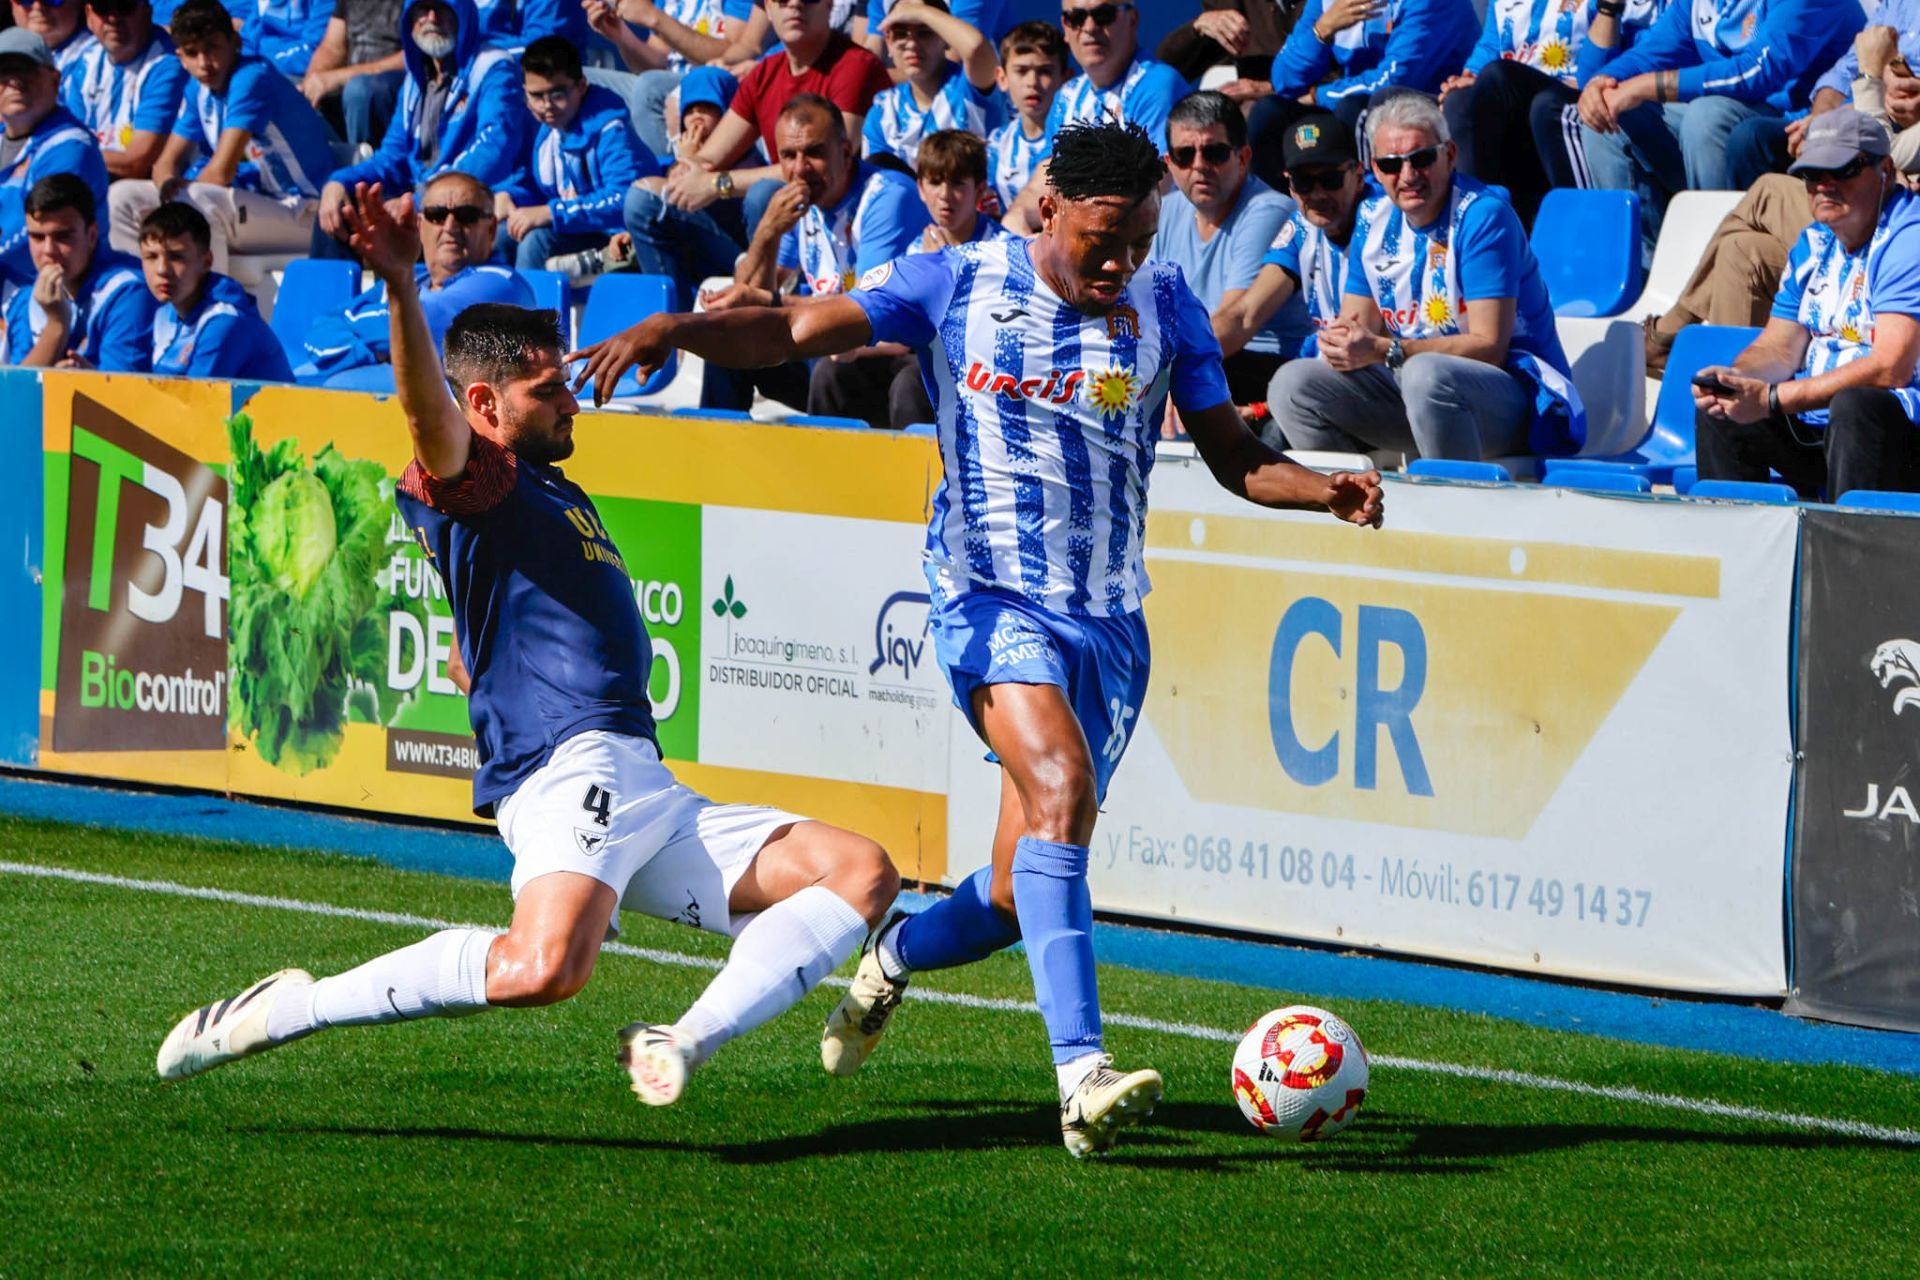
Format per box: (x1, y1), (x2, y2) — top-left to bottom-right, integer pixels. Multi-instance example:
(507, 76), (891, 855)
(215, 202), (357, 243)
(498, 35), (656, 273)
(301, 170), (532, 379)
(311, 0), (526, 259)
(108, 0), (335, 271)
(138, 198), (292, 380)
(0, 28), (110, 289)
(471, 0), (588, 49)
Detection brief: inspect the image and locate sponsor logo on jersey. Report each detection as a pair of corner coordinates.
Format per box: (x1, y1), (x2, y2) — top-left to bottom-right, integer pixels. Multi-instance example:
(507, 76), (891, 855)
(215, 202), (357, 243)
(963, 362), (1087, 404)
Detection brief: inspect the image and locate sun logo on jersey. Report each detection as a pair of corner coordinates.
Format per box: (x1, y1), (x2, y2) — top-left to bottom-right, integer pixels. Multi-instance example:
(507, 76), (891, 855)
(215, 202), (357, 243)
(1087, 365), (1143, 416)
(1105, 304), (1140, 340)
(1840, 322), (1865, 343)
(1423, 294), (1454, 327)
(1538, 40), (1571, 71)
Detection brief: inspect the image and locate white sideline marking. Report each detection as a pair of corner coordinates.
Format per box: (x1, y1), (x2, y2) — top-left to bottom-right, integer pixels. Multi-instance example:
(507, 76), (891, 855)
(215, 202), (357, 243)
(9, 859), (1920, 1148)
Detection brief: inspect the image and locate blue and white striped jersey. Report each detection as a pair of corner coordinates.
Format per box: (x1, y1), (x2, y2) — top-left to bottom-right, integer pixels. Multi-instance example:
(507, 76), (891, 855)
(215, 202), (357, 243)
(851, 239), (1229, 617)
(986, 118), (1048, 212)
(1043, 55), (1190, 152)
(862, 66), (1003, 169)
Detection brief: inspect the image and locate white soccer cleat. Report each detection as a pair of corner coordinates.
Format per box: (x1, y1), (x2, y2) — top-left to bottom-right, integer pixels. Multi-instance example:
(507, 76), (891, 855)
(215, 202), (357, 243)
(156, 969), (313, 1081)
(820, 912), (910, 1077)
(1059, 1056), (1163, 1158)
(618, 1023), (694, 1106)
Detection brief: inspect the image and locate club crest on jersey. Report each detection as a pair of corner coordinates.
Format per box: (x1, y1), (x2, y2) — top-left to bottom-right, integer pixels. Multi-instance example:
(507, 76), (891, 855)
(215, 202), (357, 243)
(964, 362), (1087, 404)
(858, 262), (894, 290)
(1105, 303), (1139, 340)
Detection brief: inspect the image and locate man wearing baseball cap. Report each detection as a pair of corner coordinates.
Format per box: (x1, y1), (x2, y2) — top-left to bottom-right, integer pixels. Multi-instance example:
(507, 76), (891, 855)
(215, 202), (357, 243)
(0, 28), (110, 289)
(1695, 107), (1920, 499)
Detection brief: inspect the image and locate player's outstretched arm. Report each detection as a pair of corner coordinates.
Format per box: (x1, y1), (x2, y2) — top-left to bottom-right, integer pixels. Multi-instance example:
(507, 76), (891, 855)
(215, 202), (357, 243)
(566, 295), (873, 407)
(342, 182), (472, 479)
(1183, 400), (1384, 527)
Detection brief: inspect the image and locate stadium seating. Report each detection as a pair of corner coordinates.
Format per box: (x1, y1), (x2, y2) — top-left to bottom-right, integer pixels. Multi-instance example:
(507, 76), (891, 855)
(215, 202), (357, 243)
(1836, 490), (1920, 513)
(520, 269), (572, 346)
(1688, 478), (1798, 504)
(1545, 469), (1653, 494)
(1563, 324), (1760, 482)
(269, 259), (359, 368)
(1406, 458), (1512, 482)
(1672, 465), (1699, 495)
(787, 414), (871, 431)
(1620, 189), (1745, 321)
(1532, 189), (1642, 318)
(576, 273), (677, 399)
(670, 406), (756, 419)
(323, 364), (398, 394)
(903, 422), (937, 437)
(1555, 316), (1647, 457)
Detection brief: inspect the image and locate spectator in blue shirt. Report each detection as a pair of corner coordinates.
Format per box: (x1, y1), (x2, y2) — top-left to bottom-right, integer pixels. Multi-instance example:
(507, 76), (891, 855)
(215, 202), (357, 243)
(700, 93), (927, 418)
(0, 28), (110, 288)
(1153, 91), (1308, 422)
(1249, 0), (1476, 189)
(862, 0), (1001, 171)
(4, 173), (153, 369)
(301, 169), (533, 380)
(107, 0), (334, 271)
(1696, 108), (1920, 498)
(137, 198), (292, 379)
(471, 0), (585, 49)
(1579, 0), (1864, 251)
(1270, 91), (1584, 461)
(13, 0), (99, 76)
(498, 36), (655, 273)
(239, 0), (332, 78)
(312, 0), (527, 260)
(64, 0), (187, 187)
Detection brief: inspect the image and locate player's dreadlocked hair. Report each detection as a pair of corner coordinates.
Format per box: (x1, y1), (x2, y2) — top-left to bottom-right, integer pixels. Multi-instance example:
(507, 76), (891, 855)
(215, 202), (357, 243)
(1046, 121), (1165, 205)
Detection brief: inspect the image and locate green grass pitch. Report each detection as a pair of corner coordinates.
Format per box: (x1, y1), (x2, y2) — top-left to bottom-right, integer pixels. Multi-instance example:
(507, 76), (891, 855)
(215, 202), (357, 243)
(4, 812), (1919, 1276)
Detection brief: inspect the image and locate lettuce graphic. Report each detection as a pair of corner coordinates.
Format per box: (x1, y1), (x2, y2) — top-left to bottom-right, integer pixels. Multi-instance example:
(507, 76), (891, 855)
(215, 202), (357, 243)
(227, 412), (409, 774)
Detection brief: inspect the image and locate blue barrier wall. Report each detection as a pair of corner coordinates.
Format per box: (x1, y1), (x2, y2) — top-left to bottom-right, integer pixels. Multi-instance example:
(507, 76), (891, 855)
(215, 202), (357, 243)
(0, 368), (42, 766)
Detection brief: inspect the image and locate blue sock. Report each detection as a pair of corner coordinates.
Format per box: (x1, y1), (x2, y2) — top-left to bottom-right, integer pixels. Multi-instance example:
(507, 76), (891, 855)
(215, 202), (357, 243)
(1010, 836), (1102, 1065)
(891, 866), (1021, 972)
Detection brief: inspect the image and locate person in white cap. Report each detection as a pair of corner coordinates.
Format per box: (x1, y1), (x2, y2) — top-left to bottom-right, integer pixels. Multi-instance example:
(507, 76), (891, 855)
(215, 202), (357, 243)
(0, 27), (109, 288)
(1695, 106), (1920, 500)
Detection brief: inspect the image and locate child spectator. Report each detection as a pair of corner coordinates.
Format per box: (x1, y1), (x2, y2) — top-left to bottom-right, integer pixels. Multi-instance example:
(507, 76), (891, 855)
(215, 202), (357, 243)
(863, 0), (1000, 171)
(138, 199), (291, 379)
(499, 35), (656, 273)
(109, 0), (334, 271)
(4, 173), (153, 369)
(985, 19), (1064, 214)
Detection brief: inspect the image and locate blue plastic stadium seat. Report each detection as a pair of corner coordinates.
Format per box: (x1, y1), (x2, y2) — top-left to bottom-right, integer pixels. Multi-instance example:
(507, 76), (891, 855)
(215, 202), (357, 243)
(519, 268), (571, 346)
(1538, 458), (1655, 482)
(1406, 458), (1512, 482)
(323, 364), (396, 394)
(903, 421), (937, 437)
(1672, 465), (1698, 495)
(1530, 189), (1643, 318)
(787, 414), (870, 431)
(1546, 470), (1652, 494)
(670, 406), (755, 419)
(270, 258), (358, 367)
(1687, 478), (1798, 504)
(576, 273), (676, 397)
(1836, 489), (1920, 513)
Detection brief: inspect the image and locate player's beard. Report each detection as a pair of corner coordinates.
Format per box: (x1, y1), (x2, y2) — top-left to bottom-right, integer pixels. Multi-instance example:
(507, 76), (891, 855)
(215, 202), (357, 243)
(505, 412), (575, 465)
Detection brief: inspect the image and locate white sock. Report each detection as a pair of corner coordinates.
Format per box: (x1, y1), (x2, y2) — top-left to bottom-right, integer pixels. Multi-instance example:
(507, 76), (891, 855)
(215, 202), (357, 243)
(1056, 1051), (1107, 1102)
(872, 913), (910, 982)
(672, 886), (867, 1065)
(267, 928), (496, 1044)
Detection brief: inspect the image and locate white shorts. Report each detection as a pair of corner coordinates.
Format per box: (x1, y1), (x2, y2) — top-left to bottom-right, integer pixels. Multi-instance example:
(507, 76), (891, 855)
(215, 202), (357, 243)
(495, 730), (803, 940)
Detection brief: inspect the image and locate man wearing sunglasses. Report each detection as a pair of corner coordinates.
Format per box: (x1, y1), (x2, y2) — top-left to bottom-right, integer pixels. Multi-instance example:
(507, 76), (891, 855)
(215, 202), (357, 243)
(1219, 112), (1366, 387)
(315, 0), (527, 260)
(64, 0), (185, 187)
(1270, 90), (1582, 463)
(568, 122), (1384, 1156)
(1695, 109), (1920, 499)
(107, 0), (333, 271)
(1251, 0), (1475, 191)
(10, 0), (100, 75)
(1153, 90), (1309, 423)
(299, 169), (533, 381)
(0, 28), (110, 289)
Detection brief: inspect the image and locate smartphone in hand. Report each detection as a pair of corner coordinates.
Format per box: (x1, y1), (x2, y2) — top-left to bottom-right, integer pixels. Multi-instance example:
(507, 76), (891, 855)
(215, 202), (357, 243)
(1692, 371), (1735, 396)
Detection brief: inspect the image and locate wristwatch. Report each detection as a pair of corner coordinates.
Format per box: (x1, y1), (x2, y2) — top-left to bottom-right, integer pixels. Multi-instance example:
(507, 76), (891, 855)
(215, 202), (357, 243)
(1386, 337), (1406, 372)
(713, 171), (735, 199)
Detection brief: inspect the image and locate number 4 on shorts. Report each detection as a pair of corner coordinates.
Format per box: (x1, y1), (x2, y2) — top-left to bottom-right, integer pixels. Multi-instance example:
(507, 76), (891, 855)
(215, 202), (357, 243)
(582, 785), (613, 826)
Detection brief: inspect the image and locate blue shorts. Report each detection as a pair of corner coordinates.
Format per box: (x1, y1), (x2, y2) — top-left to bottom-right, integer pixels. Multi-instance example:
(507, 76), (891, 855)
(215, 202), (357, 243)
(929, 582), (1151, 803)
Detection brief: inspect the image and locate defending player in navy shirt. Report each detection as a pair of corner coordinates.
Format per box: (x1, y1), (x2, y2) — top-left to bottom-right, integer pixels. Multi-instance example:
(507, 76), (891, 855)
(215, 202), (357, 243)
(154, 181), (900, 1115)
(571, 122), (1384, 1158)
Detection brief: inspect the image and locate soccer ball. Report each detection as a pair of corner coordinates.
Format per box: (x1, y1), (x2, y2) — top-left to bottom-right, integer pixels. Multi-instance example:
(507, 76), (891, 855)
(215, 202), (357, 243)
(1230, 1005), (1369, 1141)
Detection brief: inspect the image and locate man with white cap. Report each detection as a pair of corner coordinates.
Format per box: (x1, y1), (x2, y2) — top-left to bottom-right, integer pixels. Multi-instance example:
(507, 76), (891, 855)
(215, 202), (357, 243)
(0, 28), (109, 288)
(1695, 106), (1920, 500)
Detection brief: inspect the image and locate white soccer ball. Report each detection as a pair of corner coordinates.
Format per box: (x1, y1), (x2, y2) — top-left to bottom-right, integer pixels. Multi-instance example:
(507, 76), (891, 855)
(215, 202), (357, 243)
(1230, 1004), (1370, 1141)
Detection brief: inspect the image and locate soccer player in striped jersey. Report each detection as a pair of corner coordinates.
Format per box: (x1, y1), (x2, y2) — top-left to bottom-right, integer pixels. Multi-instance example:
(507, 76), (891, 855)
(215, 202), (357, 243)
(155, 181), (902, 1107)
(570, 122), (1383, 1156)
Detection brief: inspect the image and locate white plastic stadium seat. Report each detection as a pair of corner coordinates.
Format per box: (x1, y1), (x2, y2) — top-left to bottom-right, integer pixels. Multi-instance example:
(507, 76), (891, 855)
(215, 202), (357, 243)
(228, 251), (301, 320)
(1556, 315), (1648, 457)
(1621, 189), (1743, 320)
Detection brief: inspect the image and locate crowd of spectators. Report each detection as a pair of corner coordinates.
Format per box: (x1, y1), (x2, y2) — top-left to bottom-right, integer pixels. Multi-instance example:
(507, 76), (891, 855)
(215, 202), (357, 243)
(2, 0), (1919, 497)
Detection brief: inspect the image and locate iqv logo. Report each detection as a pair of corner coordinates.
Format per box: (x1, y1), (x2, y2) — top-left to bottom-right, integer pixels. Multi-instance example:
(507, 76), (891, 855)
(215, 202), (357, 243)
(869, 590), (932, 681)
(1267, 597), (1433, 796)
